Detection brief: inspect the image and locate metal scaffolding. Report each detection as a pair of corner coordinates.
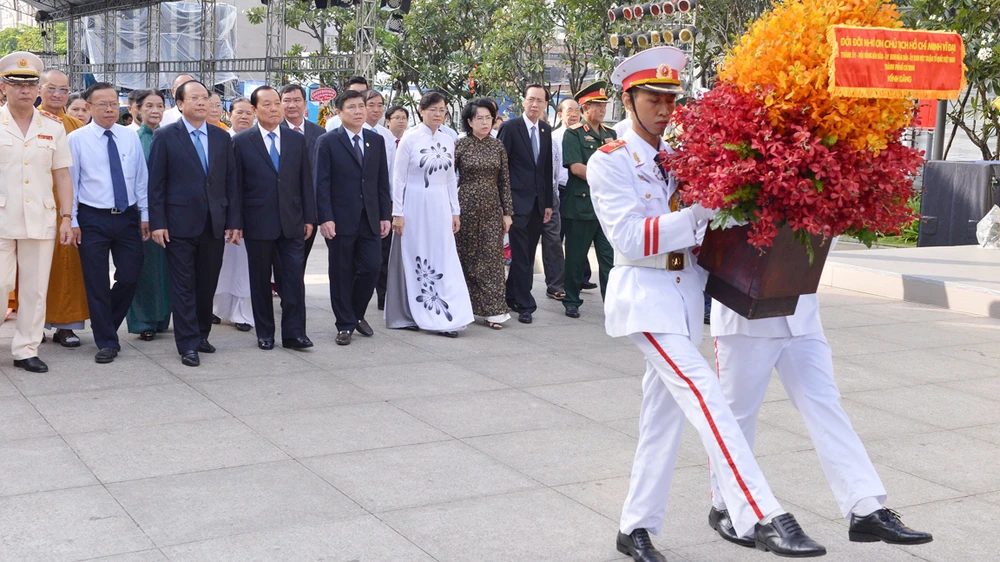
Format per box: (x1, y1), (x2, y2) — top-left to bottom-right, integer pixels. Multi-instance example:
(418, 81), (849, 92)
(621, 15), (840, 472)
(354, 0), (377, 78)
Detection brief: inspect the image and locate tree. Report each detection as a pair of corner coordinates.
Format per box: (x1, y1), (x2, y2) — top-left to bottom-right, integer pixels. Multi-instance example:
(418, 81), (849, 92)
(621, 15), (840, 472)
(475, 0), (555, 96)
(901, 0), (1000, 160)
(246, 1), (356, 86)
(552, 0), (616, 93)
(0, 23), (68, 58)
(690, 0), (771, 86)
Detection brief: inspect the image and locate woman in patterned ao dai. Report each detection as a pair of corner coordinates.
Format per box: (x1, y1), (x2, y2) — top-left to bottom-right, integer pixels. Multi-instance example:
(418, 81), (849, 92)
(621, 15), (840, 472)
(384, 92), (474, 336)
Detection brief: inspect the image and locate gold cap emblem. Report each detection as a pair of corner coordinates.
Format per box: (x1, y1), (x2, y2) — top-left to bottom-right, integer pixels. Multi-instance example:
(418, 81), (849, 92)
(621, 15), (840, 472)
(16, 58), (28, 68)
(656, 64), (673, 79)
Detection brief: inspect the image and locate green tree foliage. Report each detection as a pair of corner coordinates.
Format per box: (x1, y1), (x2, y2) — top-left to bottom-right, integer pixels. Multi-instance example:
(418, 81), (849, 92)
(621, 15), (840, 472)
(0, 24), (68, 58)
(901, 0), (1000, 160)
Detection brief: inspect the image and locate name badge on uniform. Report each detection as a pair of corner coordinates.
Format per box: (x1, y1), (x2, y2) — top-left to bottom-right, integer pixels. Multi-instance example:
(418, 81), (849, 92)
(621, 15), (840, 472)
(38, 134), (53, 140)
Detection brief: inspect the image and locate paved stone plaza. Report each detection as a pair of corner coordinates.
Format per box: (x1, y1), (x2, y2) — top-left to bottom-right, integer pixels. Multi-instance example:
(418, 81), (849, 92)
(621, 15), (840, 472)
(1, 254), (998, 561)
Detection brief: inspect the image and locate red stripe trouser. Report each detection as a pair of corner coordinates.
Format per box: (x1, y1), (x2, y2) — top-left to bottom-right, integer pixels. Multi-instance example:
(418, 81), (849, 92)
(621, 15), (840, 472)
(620, 332), (781, 538)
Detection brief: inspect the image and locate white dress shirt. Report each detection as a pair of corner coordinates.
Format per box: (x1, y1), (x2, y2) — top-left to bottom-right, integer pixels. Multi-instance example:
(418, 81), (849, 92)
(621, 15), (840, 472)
(126, 122), (141, 132)
(324, 114), (342, 133)
(160, 106), (181, 126)
(613, 118), (632, 138)
(345, 126), (365, 157)
(181, 118), (210, 162)
(67, 122), (149, 227)
(284, 117), (307, 133)
(552, 127), (568, 188)
(259, 123), (281, 155)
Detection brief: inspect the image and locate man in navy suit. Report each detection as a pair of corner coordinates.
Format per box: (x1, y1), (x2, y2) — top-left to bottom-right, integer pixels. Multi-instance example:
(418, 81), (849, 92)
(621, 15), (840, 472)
(148, 80), (241, 367)
(314, 89), (391, 346)
(279, 83), (325, 266)
(233, 86), (315, 351)
(498, 84), (554, 324)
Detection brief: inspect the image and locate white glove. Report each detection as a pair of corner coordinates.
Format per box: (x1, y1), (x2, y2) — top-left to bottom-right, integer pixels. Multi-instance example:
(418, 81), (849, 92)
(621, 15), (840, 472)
(688, 203), (716, 223)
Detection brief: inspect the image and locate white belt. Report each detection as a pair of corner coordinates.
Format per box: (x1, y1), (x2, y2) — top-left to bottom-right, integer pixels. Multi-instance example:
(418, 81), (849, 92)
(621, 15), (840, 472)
(614, 251), (689, 270)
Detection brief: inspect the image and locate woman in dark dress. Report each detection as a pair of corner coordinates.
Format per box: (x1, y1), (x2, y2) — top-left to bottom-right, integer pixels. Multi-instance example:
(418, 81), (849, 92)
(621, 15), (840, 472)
(125, 90), (172, 340)
(454, 98), (514, 329)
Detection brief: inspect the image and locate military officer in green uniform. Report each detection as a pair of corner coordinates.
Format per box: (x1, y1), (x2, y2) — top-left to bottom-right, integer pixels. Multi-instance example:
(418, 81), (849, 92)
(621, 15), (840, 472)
(561, 81), (616, 318)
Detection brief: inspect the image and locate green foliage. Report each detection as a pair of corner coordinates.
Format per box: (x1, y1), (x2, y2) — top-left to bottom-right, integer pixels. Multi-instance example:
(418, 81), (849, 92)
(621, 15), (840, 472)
(689, 0), (771, 85)
(901, 0), (1000, 160)
(0, 24), (68, 58)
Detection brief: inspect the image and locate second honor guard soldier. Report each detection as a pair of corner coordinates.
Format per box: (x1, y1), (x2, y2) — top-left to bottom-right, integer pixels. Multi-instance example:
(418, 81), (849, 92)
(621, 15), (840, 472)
(587, 46), (826, 560)
(560, 81), (615, 319)
(0, 52), (74, 373)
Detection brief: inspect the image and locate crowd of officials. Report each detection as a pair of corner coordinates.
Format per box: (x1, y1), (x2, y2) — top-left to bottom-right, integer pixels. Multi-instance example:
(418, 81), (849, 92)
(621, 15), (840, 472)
(0, 51), (613, 372)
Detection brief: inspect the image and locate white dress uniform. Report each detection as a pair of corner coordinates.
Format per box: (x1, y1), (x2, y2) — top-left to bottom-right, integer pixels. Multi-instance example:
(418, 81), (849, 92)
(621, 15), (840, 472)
(709, 288), (887, 521)
(0, 53), (74, 362)
(588, 47), (783, 540)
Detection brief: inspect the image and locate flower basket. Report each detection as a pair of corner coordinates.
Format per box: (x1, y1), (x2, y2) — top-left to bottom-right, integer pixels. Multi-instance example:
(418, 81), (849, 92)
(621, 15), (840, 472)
(698, 224), (832, 319)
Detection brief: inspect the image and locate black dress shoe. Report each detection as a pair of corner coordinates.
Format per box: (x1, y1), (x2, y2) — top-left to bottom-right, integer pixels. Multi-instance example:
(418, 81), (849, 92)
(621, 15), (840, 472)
(53, 329), (82, 347)
(212, 315), (221, 325)
(518, 311), (532, 324)
(355, 319), (374, 337)
(335, 331), (352, 346)
(235, 323), (252, 332)
(438, 330), (458, 338)
(849, 508), (932, 545)
(139, 330), (155, 341)
(581, 281), (598, 290)
(257, 338), (275, 350)
(565, 304), (580, 318)
(754, 513), (826, 557)
(95, 348), (119, 364)
(400, 325), (419, 331)
(197, 339), (216, 353)
(13, 357), (48, 373)
(282, 336), (314, 350)
(709, 507), (755, 548)
(616, 529), (667, 562)
(180, 350), (200, 367)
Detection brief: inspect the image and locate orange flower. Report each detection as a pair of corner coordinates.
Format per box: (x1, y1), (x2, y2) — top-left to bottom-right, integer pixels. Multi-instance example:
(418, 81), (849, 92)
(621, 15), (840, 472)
(719, 0), (912, 153)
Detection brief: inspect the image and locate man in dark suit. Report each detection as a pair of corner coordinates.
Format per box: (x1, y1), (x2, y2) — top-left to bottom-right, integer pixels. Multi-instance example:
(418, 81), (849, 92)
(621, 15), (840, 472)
(498, 83), (554, 324)
(279, 83), (324, 265)
(148, 80), (241, 367)
(314, 89), (391, 346)
(233, 85), (316, 351)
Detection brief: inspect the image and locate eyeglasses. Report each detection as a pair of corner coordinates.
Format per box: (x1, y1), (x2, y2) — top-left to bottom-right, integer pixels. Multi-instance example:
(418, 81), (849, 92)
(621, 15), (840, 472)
(43, 86), (70, 95)
(92, 102), (119, 110)
(524, 97), (546, 105)
(423, 108), (447, 115)
(184, 95), (210, 103)
(388, 114), (408, 121)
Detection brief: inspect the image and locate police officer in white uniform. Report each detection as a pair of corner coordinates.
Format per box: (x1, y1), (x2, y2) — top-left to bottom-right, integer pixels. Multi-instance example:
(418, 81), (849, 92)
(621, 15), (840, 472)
(708, 288), (933, 547)
(587, 46), (826, 561)
(0, 52), (74, 373)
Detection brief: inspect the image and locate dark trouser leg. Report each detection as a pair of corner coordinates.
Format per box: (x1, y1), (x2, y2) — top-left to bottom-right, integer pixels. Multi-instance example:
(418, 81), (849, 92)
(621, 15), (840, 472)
(275, 236), (307, 339)
(352, 219), (381, 324)
(165, 236), (200, 354)
(245, 238), (277, 340)
(195, 228), (225, 343)
(326, 233), (359, 332)
(593, 224), (614, 300)
(107, 208), (144, 342)
(77, 207), (116, 350)
(375, 234), (392, 308)
(505, 211), (542, 314)
(562, 217), (593, 309)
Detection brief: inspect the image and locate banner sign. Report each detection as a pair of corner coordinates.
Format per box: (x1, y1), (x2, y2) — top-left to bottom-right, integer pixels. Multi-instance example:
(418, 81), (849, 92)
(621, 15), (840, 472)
(827, 26), (966, 100)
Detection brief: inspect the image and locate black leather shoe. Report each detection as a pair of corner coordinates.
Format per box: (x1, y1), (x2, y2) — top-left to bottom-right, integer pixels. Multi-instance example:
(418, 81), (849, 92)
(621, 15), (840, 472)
(849, 508), (932, 545)
(518, 311), (532, 324)
(257, 338), (275, 350)
(335, 331), (352, 346)
(581, 281), (598, 290)
(754, 513), (826, 557)
(180, 350), (200, 367)
(235, 323), (252, 332)
(355, 319), (374, 337)
(53, 329), (82, 347)
(212, 315), (221, 325)
(139, 330), (155, 341)
(565, 304), (580, 318)
(616, 529), (667, 562)
(438, 330), (458, 338)
(709, 507), (755, 547)
(197, 339), (216, 353)
(282, 336), (314, 350)
(13, 357), (48, 373)
(95, 348), (119, 364)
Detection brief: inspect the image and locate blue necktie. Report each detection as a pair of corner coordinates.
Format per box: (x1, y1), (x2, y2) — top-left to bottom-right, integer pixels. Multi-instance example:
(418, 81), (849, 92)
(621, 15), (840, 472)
(104, 130), (129, 211)
(268, 131), (279, 171)
(530, 125), (539, 164)
(353, 134), (363, 164)
(191, 129), (208, 174)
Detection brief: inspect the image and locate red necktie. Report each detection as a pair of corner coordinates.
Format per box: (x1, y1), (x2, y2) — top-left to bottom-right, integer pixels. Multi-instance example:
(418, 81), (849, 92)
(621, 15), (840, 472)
(295, 126), (302, 133)
(395, 138), (400, 148)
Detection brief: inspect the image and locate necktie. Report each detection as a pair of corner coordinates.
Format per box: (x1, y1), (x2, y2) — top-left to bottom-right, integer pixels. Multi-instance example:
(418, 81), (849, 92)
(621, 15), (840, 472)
(353, 134), (363, 163)
(191, 129), (208, 174)
(104, 130), (129, 211)
(530, 125), (539, 164)
(395, 138), (400, 148)
(268, 131), (279, 171)
(294, 126), (302, 133)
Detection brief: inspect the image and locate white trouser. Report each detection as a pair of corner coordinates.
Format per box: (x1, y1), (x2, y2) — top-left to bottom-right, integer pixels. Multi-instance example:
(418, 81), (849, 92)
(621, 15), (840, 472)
(0, 238), (56, 359)
(710, 333), (886, 520)
(621, 332), (782, 538)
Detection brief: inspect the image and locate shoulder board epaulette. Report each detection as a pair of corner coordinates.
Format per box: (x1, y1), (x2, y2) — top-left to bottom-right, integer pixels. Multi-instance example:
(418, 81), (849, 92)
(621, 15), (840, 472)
(598, 139), (627, 154)
(39, 110), (62, 123)
(568, 122), (584, 129)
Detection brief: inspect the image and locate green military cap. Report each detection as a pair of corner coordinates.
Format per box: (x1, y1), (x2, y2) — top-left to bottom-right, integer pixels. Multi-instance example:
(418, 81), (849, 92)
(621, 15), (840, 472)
(574, 81), (610, 104)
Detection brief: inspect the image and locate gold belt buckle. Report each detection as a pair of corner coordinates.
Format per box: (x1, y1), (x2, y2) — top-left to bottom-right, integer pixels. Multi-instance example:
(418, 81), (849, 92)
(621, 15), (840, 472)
(667, 252), (684, 271)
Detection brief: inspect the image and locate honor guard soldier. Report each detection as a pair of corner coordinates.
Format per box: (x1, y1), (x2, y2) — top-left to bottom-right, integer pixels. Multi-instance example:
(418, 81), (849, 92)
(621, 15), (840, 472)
(560, 81), (616, 319)
(0, 52), (74, 373)
(587, 46), (826, 560)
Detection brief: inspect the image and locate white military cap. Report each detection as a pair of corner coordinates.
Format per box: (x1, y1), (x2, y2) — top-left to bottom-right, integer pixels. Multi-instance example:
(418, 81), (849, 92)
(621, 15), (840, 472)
(0, 51), (43, 84)
(611, 46), (686, 94)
